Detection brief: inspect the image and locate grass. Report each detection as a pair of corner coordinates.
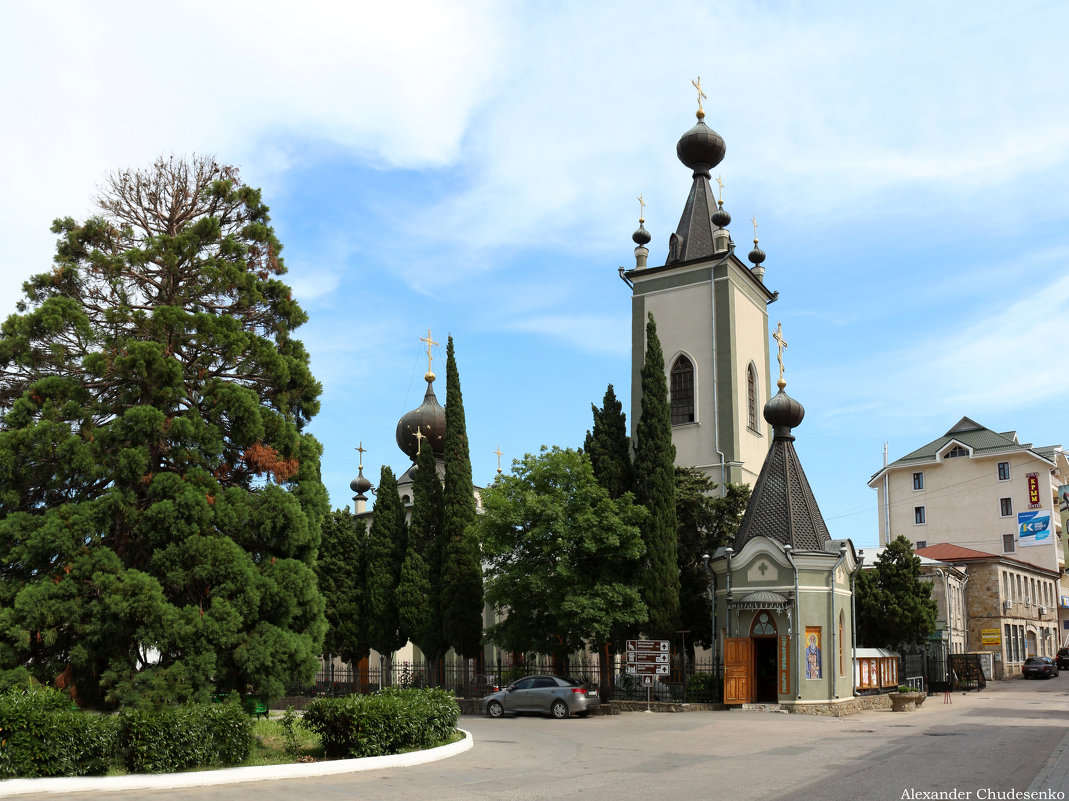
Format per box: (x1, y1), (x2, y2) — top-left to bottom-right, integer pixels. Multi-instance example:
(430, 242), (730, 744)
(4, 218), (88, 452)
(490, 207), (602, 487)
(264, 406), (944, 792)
(245, 714), (325, 766)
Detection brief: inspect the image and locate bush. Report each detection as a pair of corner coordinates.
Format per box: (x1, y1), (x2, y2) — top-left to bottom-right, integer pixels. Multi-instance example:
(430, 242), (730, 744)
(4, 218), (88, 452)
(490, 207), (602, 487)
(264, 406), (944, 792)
(116, 700), (251, 773)
(686, 671), (719, 703)
(0, 687), (118, 777)
(302, 688), (460, 759)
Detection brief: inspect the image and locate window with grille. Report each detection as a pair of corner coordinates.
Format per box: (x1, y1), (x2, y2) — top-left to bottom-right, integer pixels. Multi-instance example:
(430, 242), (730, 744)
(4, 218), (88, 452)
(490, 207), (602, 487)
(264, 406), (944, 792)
(747, 364), (758, 432)
(670, 356), (695, 425)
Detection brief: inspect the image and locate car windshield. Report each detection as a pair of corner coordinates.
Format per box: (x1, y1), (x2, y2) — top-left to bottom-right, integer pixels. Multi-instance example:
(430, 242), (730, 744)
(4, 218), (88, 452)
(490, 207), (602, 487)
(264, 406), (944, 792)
(1024, 658), (1044, 665)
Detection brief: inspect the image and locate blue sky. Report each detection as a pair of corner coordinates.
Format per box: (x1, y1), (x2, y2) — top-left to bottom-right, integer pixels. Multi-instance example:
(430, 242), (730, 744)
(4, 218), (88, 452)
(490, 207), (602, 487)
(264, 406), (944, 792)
(2, 1), (1068, 549)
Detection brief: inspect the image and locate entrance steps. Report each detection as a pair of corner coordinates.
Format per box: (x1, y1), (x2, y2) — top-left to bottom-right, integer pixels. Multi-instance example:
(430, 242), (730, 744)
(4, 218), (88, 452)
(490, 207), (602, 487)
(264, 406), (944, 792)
(740, 703), (788, 713)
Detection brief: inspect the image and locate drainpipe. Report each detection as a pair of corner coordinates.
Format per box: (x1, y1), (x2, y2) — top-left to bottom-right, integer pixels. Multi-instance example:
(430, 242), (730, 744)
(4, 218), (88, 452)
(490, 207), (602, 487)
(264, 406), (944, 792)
(851, 554), (863, 697)
(784, 545), (800, 699)
(829, 545), (848, 699)
(618, 266), (633, 289)
(724, 547), (734, 637)
(702, 554), (718, 695)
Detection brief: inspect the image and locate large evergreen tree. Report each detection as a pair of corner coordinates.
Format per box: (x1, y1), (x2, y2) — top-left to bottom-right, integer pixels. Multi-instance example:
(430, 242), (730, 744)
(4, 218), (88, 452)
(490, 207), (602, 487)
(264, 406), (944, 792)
(583, 383), (633, 499)
(856, 535), (938, 649)
(0, 156), (326, 708)
(397, 438), (444, 664)
(478, 447), (647, 659)
(632, 313), (680, 639)
(675, 470), (749, 651)
(439, 336), (484, 659)
(317, 508), (369, 670)
(364, 466), (407, 676)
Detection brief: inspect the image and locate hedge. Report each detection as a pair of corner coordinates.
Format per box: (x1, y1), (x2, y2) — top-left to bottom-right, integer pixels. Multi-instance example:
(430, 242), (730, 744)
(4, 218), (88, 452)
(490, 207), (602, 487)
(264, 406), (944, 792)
(0, 688), (251, 778)
(302, 687), (460, 759)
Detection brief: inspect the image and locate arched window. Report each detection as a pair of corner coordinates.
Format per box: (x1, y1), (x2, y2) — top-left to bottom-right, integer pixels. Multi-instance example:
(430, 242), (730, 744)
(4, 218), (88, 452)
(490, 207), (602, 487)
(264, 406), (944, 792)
(670, 355), (695, 425)
(747, 363), (759, 432)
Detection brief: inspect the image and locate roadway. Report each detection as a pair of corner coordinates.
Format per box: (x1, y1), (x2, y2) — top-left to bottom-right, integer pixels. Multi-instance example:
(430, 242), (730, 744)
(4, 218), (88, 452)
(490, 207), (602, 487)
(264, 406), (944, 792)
(24, 677), (1069, 801)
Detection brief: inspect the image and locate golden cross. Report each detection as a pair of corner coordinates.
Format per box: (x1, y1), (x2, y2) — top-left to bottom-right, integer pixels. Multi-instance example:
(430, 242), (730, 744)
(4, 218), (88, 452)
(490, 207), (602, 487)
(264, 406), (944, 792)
(773, 321), (788, 387)
(494, 446), (504, 474)
(637, 193), (646, 223)
(751, 215), (758, 243)
(414, 426), (424, 451)
(355, 441), (366, 468)
(419, 328), (439, 375)
(716, 174), (724, 203)
(691, 76), (706, 113)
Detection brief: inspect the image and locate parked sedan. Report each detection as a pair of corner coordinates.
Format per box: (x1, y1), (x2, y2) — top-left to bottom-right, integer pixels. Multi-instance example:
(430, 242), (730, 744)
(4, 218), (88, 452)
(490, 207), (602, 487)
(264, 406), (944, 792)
(1022, 656), (1060, 679)
(481, 675), (600, 719)
(1057, 648), (1069, 670)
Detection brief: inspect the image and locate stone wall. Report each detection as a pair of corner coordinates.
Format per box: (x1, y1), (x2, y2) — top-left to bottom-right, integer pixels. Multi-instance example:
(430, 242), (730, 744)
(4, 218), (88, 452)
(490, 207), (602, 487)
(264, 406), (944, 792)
(783, 694), (892, 716)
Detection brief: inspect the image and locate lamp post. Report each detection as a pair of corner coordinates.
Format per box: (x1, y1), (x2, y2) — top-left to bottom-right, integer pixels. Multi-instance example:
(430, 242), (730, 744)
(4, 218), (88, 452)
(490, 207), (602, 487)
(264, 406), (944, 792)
(702, 554), (718, 700)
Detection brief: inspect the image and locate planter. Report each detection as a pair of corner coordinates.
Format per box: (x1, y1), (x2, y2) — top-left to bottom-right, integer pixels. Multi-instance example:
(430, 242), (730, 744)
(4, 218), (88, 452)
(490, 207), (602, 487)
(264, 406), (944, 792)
(888, 691), (926, 712)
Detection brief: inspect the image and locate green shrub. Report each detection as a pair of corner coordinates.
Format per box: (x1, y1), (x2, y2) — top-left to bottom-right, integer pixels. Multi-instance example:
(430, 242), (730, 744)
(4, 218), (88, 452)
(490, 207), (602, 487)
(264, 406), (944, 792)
(0, 688), (118, 777)
(686, 671), (719, 703)
(303, 688), (460, 759)
(117, 700), (251, 773)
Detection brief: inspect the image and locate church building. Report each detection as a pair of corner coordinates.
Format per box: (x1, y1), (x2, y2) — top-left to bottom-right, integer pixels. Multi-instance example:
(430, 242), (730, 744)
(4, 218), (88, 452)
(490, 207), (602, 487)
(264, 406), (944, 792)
(622, 82), (776, 488)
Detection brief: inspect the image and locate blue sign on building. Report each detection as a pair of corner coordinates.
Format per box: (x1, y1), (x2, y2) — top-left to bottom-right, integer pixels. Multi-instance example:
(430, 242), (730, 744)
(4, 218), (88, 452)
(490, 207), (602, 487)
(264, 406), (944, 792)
(1017, 510), (1052, 546)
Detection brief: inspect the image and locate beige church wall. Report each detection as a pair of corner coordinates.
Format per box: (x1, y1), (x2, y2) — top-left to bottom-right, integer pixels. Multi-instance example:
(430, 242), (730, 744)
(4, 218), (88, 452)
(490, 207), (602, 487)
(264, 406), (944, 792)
(723, 275), (771, 488)
(880, 451), (1061, 573)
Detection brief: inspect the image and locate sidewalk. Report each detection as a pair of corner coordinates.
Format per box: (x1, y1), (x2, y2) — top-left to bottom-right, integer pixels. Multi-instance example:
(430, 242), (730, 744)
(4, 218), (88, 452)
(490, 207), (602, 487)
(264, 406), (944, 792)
(1028, 724), (1069, 795)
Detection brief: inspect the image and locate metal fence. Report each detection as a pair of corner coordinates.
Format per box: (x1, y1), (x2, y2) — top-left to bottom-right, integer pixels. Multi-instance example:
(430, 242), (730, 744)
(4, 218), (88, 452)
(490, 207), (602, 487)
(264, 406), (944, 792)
(289, 656), (723, 703)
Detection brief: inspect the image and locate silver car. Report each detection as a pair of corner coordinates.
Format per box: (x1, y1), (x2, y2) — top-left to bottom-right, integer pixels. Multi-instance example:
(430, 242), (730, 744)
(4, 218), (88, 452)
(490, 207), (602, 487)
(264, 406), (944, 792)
(481, 675), (600, 719)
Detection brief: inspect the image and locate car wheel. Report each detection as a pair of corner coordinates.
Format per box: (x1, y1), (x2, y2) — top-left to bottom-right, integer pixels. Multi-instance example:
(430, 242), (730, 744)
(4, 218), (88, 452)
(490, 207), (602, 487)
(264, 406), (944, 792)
(551, 700), (569, 719)
(487, 700), (504, 718)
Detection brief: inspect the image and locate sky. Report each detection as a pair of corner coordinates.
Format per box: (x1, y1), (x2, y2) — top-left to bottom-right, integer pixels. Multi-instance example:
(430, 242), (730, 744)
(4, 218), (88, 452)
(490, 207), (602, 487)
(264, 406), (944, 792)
(2, 1), (1067, 550)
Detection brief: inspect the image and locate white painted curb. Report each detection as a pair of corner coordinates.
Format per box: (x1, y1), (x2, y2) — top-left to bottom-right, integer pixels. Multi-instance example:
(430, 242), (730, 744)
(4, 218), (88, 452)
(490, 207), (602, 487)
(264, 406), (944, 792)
(0, 728), (473, 797)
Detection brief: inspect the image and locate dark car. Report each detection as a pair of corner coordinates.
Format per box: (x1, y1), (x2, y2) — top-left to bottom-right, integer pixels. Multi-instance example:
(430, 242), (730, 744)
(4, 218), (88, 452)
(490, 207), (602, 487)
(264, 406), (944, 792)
(1057, 648), (1069, 670)
(481, 675), (600, 719)
(1022, 656), (1059, 679)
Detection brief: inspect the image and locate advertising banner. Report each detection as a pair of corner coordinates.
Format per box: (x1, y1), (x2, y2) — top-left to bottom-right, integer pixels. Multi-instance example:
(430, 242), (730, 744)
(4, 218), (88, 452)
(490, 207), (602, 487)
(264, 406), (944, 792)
(1018, 510), (1052, 547)
(981, 629), (1001, 646)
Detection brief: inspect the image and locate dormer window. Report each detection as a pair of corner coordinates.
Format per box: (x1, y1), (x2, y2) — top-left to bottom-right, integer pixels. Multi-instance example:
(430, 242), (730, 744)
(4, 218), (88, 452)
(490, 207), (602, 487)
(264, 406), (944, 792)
(945, 446), (968, 459)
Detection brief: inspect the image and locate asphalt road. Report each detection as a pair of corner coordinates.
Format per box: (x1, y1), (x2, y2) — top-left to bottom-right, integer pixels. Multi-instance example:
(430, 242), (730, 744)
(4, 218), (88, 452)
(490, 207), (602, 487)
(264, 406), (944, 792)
(31, 678), (1069, 801)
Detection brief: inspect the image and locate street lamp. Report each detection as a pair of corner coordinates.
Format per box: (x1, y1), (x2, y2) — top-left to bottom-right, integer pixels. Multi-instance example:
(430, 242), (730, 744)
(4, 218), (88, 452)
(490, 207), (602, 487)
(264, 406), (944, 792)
(701, 553), (718, 700)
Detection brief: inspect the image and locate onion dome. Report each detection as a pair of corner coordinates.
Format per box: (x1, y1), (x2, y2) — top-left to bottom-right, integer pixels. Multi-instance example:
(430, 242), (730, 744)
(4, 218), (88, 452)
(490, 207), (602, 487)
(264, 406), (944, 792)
(350, 468), (372, 496)
(395, 372), (446, 461)
(764, 386), (805, 438)
(748, 241), (766, 268)
(633, 221), (651, 246)
(712, 202), (731, 229)
(676, 118), (726, 176)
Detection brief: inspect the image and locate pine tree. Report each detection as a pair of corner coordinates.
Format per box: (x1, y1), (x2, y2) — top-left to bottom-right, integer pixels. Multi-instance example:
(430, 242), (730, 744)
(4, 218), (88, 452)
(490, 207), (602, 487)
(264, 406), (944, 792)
(317, 508), (369, 671)
(440, 336), (484, 660)
(633, 313), (680, 639)
(0, 156), (326, 708)
(856, 535), (938, 649)
(584, 383), (633, 499)
(365, 466), (407, 677)
(397, 438), (444, 664)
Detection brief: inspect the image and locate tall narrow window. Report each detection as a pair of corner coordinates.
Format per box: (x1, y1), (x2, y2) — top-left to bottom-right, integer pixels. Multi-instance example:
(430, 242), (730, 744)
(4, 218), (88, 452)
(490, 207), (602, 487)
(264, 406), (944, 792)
(746, 363), (759, 432)
(1000, 497), (1012, 517)
(913, 472), (924, 490)
(670, 355), (695, 425)
(998, 461), (1010, 480)
(914, 506), (926, 525)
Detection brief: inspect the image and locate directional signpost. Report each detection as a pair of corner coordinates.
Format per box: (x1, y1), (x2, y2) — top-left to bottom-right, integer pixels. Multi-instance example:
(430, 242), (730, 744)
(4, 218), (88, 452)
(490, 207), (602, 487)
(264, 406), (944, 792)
(626, 639), (669, 710)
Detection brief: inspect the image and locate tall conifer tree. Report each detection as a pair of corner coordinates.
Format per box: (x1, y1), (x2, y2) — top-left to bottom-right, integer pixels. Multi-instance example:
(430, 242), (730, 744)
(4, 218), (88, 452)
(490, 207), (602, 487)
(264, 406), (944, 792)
(584, 383), (633, 499)
(633, 313), (680, 639)
(317, 509), (369, 684)
(365, 466), (407, 677)
(440, 336), (484, 659)
(398, 438), (444, 663)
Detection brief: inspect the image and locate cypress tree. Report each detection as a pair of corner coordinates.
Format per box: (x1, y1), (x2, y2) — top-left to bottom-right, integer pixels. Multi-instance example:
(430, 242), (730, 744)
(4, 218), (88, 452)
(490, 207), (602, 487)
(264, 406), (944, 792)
(398, 438), (444, 664)
(317, 509), (369, 689)
(633, 313), (680, 639)
(583, 383), (633, 499)
(365, 466), (407, 679)
(440, 336), (484, 659)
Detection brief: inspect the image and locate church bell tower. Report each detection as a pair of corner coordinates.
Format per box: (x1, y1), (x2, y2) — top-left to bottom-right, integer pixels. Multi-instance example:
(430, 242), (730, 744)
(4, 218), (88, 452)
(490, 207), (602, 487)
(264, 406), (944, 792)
(623, 80), (777, 488)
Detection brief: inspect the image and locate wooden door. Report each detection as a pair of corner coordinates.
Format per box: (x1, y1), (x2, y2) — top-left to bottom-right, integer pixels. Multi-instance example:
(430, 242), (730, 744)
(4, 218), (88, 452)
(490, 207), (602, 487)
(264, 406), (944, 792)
(724, 637), (754, 704)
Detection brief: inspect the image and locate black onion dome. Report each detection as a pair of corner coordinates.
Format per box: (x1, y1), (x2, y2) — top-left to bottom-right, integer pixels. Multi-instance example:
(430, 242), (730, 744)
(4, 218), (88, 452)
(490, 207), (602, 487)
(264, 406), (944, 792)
(395, 375), (446, 461)
(350, 469), (372, 495)
(633, 222), (651, 246)
(748, 243), (766, 266)
(676, 119), (726, 175)
(764, 387), (804, 436)
(712, 204), (731, 228)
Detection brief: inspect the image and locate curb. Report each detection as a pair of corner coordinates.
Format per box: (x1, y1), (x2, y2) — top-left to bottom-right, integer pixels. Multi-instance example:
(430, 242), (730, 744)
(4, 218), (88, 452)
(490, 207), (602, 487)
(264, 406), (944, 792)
(0, 728), (473, 797)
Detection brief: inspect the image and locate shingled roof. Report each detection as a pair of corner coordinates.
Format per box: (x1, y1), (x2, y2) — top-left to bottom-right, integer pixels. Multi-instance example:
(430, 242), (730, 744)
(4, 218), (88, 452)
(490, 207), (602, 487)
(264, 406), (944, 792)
(733, 388), (832, 553)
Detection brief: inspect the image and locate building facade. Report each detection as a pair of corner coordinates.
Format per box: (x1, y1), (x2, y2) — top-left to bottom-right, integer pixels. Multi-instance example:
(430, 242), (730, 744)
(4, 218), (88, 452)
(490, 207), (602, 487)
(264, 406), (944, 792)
(868, 417), (1069, 644)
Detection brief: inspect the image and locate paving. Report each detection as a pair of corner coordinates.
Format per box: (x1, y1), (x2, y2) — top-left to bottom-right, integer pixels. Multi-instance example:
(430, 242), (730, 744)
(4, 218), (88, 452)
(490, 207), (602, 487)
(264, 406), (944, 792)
(3, 678), (1067, 800)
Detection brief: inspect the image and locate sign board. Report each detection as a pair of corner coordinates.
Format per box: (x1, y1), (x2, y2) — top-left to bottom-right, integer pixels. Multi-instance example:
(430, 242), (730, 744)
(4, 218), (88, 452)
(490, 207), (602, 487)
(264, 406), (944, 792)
(1018, 510), (1052, 547)
(981, 628), (1001, 646)
(625, 639), (670, 676)
(1028, 473), (1042, 509)
(641, 675), (654, 687)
